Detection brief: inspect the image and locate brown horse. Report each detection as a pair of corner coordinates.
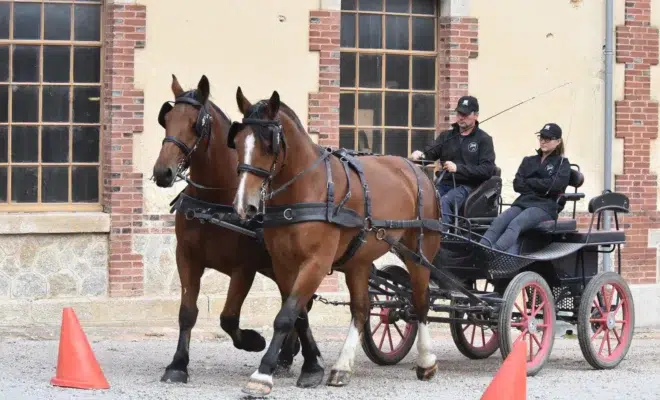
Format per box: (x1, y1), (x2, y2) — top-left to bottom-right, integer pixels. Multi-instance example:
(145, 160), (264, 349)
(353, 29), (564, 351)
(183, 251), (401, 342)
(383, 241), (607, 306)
(226, 87), (443, 396)
(152, 74), (310, 384)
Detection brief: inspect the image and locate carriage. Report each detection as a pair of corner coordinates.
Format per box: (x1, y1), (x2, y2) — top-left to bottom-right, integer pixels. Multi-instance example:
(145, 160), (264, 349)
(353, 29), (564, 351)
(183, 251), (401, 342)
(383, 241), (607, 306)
(352, 161), (635, 376)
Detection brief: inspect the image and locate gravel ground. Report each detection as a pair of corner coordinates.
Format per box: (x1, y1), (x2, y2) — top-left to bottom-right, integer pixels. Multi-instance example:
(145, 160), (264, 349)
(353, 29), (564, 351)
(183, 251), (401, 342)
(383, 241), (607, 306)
(1, 326), (659, 400)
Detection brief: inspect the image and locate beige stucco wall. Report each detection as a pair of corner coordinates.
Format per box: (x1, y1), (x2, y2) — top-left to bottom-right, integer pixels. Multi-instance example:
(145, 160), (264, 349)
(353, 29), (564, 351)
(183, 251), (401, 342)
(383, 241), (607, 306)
(133, 0), (321, 214)
(469, 0), (627, 209)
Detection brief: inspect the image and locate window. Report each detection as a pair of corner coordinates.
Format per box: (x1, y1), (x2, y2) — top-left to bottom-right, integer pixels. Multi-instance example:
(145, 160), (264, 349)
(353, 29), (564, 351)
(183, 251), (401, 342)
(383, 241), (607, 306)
(0, 0), (102, 211)
(339, 0), (438, 157)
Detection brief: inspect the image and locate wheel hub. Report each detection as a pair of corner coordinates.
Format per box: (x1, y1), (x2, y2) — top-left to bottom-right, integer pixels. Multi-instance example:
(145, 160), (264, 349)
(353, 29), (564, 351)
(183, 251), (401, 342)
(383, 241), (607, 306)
(606, 312), (616, 329)
(526, 317), (538, 333)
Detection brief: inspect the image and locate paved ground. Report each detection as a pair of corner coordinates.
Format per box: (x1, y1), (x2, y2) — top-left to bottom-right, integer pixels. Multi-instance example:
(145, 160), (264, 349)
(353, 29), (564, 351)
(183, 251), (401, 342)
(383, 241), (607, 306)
(1, 325), (659, 400)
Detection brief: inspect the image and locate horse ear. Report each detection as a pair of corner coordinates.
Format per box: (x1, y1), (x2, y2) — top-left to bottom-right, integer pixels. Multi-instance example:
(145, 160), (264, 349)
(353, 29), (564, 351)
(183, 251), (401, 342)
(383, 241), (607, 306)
(171, 74), (184, 97)
(236, 86), (251, 115)
(197, 75), (210, 104)
(267, 90), (280, 119)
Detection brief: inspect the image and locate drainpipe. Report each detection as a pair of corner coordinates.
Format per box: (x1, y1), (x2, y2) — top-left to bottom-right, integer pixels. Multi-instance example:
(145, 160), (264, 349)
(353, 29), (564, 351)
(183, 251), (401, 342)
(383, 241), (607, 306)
(603, 0), (614, 272)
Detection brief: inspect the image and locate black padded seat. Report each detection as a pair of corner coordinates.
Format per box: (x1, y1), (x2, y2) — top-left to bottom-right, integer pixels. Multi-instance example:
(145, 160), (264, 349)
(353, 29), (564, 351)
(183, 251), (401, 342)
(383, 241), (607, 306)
(531, 219), (577, 233)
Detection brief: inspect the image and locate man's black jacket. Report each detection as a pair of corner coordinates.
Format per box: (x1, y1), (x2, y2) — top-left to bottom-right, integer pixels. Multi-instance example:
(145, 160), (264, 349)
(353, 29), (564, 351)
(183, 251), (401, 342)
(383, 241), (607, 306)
(422, 121), (496, 188)
(511, 149), (571, 220)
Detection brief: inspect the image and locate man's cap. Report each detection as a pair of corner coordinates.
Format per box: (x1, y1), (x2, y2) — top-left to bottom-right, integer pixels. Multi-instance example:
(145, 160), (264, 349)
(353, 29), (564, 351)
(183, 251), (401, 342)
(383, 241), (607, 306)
(455, 95), (479, 114)
(537, 123), (562, 139)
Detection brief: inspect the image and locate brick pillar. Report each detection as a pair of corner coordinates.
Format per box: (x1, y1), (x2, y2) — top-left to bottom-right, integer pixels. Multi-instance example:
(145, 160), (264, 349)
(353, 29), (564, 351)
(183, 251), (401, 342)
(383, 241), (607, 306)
(308, 6), (340, 292)
(102, 1), (147, 297)
(437, 15), (479, 131)
(614, 0), (659, 284)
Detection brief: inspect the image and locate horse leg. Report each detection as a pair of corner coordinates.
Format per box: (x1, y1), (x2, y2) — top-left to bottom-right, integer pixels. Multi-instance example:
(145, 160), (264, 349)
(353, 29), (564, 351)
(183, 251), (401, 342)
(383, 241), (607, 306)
(327, 265), (371, 387)
(293, 306), (325, 388)
(242, 257), (330, 397)
(276, 296), (315, 373)
(404, 257), (439, 380)
(219, 267), (266, 352)
(161, 247), (203, 383)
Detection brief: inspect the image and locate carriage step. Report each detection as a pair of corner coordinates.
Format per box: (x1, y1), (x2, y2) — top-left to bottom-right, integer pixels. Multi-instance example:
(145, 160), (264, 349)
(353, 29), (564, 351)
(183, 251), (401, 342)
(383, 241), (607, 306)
(449, 290), (503, 303)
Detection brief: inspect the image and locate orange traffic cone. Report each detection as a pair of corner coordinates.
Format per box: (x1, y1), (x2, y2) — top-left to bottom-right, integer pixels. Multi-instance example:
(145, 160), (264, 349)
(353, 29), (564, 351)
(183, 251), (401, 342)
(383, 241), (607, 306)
(50, 307), (110, 390)
(480, 339), (526, 399)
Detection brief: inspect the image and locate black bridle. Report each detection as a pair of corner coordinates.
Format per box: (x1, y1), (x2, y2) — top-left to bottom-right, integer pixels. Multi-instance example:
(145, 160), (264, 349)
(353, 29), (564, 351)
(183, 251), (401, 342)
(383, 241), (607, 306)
(156, 91), (214, 187)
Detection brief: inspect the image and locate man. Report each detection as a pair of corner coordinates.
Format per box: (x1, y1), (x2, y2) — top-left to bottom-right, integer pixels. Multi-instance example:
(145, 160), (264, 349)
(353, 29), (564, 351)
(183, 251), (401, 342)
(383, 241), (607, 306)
(410, 95), (496, 228)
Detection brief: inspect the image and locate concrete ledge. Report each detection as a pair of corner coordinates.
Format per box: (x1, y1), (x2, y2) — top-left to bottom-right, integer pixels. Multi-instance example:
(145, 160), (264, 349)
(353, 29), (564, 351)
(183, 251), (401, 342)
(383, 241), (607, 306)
(631, 283), (660, 327)
(0, 212), (110, 234)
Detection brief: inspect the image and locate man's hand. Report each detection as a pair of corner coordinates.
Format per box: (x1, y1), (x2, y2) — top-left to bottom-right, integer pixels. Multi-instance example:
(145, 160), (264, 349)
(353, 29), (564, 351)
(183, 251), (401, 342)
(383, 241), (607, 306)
(410, 150), (424, 160)
(443, 161), (457, 173)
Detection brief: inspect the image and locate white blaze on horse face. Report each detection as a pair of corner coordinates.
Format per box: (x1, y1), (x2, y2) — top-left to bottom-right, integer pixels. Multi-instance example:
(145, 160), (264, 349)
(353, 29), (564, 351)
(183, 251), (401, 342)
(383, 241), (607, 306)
(416, 322), (436, 368)
(235, 133), (255, 216)
(331, 319), (360, 373)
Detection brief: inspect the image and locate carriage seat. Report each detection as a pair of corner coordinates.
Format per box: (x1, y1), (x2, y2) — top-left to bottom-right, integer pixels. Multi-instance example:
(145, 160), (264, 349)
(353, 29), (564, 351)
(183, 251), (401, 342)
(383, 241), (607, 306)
(460, 166), (502, 220)
(529, 166), (585, 234)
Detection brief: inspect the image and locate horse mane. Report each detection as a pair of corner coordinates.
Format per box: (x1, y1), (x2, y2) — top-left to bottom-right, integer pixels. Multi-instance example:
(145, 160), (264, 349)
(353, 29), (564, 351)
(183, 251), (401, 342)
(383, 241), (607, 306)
(180, 89), (232, 125)
(278, 101), (306, 134)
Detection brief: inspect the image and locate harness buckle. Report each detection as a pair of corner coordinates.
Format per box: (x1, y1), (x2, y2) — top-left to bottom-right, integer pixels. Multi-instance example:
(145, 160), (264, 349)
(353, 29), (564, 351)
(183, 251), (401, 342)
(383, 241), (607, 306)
(376, 228), (386, 241)
(283, 208), (293, 221)
(363, 217), (373, 231)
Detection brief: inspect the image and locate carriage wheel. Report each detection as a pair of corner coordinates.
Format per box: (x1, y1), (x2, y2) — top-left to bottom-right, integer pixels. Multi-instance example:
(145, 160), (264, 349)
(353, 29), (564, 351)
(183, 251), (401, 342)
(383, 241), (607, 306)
(498, 271), (556, 376)
(361, 264), (418, 366)
(577, 271), (634, 369)
(449, 280), (499, 359)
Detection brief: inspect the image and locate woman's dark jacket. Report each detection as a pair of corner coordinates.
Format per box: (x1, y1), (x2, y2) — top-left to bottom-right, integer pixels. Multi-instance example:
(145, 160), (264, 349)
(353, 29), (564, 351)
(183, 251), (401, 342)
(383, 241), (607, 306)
(511, 149), (571, 220)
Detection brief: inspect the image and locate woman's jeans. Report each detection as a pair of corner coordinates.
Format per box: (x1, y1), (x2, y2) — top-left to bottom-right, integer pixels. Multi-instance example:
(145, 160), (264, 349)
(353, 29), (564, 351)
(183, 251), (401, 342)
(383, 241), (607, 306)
(479, 206), (552, 253)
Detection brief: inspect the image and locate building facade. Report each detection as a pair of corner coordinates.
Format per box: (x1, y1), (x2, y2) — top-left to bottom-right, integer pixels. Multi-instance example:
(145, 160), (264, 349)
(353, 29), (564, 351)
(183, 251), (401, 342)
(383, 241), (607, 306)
(0, 0), (658, 327)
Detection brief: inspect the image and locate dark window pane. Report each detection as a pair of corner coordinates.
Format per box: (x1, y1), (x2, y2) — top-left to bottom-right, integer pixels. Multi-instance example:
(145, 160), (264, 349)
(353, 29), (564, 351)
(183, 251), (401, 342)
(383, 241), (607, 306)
(341, 0), (356, 10)
(412, 0), (435, 15)
(385, 15), (408, 50)
(411, 130), (435, 154)
(73, 86), (100, 123)
(42, 166), (69, 203)
(12, 166), (38, 203)
(0, 85), (7, 122)
(13, 3), (41, 40)
(340, 14), (356, 48)
(43, 46), (71, 83)
(44, 4), (71, 40)
(42, 126), (69, 163)
(358, 14), (382, 49)
(385, 54), (408, 89)
(0, 3), (9, 39)
(339, 128), (355, 150)
(72, 126), (99, 162)
(386, 0), (409, 13)
(74, 47), (101, 83)
(340, 52), (356, 87)
(339, 93), (355, 125)
(12, 45), (40, 83)
(11, 125), (38, 163)
(0, 125), (6, 162)
(412, 56), (436, 90)
(358, 0), (382, 11)
(358, 128), (382, 153)
(74, 5), (101, 41)
(384, 129), (408, 157)
(412, 94), (435, 127)
(412, 17), (435, 51)
(384, 92), (408, 126)
(72, 166), (98, 202)
(12, 86), (39, 123)
(0, 167), (6, 202)
(42, 86), (70, 122)
(358, 54), (382, 88)
(357, 92), (382, 126)
(0, 45), (7, 81)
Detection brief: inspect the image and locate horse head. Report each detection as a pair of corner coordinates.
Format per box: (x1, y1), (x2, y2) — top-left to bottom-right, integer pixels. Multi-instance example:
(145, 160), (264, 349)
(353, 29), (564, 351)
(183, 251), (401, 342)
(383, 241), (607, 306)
(153, 74), (223, 188)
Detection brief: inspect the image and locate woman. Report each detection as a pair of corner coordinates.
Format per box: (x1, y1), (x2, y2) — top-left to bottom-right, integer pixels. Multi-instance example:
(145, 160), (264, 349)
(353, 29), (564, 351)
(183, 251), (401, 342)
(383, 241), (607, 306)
(478, 122), (571, 253)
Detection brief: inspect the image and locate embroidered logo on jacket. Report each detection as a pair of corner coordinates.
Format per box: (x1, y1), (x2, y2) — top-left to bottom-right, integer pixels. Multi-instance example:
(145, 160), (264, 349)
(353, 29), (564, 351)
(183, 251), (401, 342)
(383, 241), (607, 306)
(468, 142), (478, 153)
(545, 163), (555, 175)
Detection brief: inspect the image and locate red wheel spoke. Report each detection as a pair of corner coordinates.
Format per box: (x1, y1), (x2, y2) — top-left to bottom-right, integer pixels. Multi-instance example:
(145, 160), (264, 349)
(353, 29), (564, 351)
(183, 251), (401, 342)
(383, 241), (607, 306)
(387, 324), (394, 351)
(531, 287), (538, 315)
(536, 323), (548, 328)
(598, 330), (607, 355)
(529, 332), (534, 362)
(613, 298), (624, 314)
(531, 332), (542, 348)
(606, 330), (613, 355)
(480, 327), (486, 347)
(393, 321), (404, 340)
(532, 301), (546, 317)
(591, 325), (604, 341)
(462, 322), (471, 333)
(513, 329), (528, 346)
(514, 301), (524, 315)
(511, 322), (525, 328)
(592, 299), (606, 316)
(371, 321), (382, 336)
(612, 327), (621, 344)
(378, 324), (387, 350)
(589, 318), (607, 323)
(522, 288), (529, 315)
(469, 325), (476, 345)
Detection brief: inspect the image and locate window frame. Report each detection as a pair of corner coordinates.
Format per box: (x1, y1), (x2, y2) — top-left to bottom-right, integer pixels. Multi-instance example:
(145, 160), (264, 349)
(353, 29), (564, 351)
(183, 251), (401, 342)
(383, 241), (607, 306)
(338, 0), (439, 157)
(0, 0), (104, 212)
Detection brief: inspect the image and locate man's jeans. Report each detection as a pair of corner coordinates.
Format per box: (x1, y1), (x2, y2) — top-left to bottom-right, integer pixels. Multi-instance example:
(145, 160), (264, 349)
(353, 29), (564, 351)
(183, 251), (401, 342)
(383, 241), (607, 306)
(436, 183), (472, 227)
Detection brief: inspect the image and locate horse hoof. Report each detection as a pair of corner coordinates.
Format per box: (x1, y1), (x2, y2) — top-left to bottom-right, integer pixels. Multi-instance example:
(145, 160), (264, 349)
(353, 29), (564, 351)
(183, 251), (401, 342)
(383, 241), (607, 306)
(415, 361), (438, 381)
(326, 369), (351, 387)
(236, 329), (266, 352)
(273, 363), (294, 377)
(242, 378), (273, 397)
(296, 367), (324, 388)
(160, 368), (188, 383)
